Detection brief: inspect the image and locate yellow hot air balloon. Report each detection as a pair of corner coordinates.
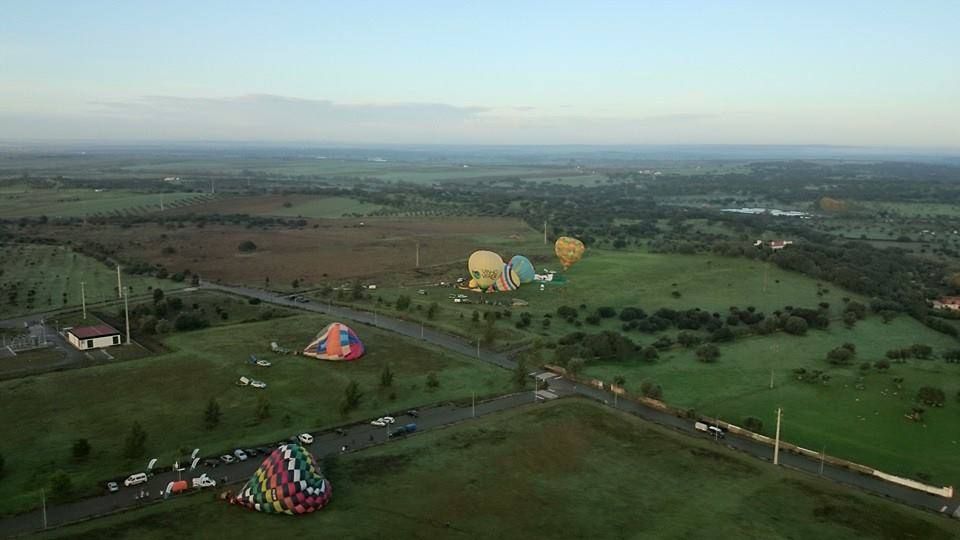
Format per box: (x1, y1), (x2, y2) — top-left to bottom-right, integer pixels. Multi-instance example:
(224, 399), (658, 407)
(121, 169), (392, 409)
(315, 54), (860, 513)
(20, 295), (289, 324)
(468, 250), (505, 288)
(554, 237), (585, 270)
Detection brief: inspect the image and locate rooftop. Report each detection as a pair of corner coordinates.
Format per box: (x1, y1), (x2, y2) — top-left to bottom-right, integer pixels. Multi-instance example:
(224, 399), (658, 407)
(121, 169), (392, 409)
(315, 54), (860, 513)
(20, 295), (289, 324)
(68, 324), (120, 339)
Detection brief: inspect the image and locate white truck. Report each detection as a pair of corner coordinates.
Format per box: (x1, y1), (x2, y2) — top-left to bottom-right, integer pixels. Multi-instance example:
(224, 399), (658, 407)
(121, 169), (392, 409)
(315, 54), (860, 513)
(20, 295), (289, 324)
(694, 422), (725, 439)
(192, 474), (217, 489)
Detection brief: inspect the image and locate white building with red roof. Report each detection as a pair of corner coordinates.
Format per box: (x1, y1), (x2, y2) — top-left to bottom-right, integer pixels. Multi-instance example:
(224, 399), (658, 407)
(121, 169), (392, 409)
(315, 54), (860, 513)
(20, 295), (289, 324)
(932, 297), (960, 312)
(65, 324), (122, 350)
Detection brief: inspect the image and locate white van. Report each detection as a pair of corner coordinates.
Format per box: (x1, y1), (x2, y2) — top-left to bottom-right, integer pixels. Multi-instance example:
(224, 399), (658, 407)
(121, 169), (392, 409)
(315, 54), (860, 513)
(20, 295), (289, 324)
(124, 472), (148, 487)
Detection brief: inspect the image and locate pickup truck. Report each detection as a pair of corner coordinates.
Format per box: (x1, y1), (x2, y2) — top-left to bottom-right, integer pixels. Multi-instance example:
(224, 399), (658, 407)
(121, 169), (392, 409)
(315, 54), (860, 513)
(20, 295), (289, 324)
(694, 422), (725, 438)
(192, 474), (217, 489)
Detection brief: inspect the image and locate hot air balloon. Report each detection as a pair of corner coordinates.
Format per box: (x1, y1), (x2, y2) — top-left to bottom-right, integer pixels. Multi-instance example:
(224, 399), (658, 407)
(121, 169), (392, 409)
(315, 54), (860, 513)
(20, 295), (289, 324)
(509, 255), (536, 284)
(493, 263), (520, 292)
(468, 250), (505, 288)
(554, 237), (585, 270)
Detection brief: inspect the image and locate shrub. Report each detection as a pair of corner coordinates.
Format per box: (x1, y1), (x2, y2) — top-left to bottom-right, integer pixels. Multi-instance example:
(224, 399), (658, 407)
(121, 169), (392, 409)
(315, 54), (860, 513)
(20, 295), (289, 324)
(696, 344), (720, 363)
(238, 240), (257, 252)
(743, 416), (763, 433)
(917, 386), (946, 407)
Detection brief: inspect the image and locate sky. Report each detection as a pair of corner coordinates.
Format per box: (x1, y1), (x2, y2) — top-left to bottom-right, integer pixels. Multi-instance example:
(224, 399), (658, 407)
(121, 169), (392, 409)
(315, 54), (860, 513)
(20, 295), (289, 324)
(1, 1), (958, 147)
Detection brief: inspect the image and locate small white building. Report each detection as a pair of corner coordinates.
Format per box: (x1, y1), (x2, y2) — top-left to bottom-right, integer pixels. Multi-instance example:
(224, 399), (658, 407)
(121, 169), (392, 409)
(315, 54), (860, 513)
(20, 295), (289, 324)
(66, 324), (122, 350)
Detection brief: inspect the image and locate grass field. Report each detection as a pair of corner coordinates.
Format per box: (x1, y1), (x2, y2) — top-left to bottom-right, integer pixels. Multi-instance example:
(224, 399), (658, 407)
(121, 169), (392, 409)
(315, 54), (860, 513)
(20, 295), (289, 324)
(38, 399), (960, 540)
(0, 187), (207, 218)
(0, 314), (512, 515)
(358, 248), (869, 346)
(0, 244), (168, 319)
(584, 315), (960, 486)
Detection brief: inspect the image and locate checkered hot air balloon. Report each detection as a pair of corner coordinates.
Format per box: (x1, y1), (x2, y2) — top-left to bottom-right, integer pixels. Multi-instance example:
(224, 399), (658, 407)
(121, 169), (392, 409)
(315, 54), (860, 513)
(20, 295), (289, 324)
(302, 322), (364, 361)
(230, 444), (332, 515)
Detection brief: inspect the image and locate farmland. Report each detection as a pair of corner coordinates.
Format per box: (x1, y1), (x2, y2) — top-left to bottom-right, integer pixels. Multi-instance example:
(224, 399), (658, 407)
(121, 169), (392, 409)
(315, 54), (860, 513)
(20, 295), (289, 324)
(0, 312), (512, 515)
(20, 216), (538, 287)
(0, 187), (210, 219)
(38, 399), (960, 540)
(0, 244), (168, 319)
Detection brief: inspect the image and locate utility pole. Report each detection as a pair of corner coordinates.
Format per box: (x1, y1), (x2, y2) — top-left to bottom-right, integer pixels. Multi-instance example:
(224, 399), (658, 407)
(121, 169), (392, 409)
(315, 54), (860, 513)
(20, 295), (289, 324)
(81, 281), (87, 320)
(543, 221), (547, 245)
(472, 391), (476, 418)
(476, 337), (480, 358)
(420, 322), (424, 339)
(41, 489), (47, 529)
(819, 445), (826, 475)
(116, 264), (122, 298)
(123, 286), (131, 345)
(773, 407), (783, 465)
(160, 194), (164, 212)
(769, 367), (774, 389)
(211, 178), (215, 194)
(415, 241), (420, 268)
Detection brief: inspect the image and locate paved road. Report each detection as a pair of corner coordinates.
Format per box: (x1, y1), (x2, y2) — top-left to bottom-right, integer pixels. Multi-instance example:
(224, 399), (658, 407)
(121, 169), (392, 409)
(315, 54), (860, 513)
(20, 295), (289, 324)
(1, 282), (956, 536)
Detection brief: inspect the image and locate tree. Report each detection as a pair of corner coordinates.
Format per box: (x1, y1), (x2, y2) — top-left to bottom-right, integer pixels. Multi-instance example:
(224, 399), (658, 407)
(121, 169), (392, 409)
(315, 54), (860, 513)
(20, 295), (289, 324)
(613, 374), (626, 386)
(826, 346), (854, 365)
(910, 343), (933, 359)
(123, 422), (147, 459)
(426, 372), (440, 390)
(152, 288), (165, 304)
(427, 302), (439, 319)
(255, 395), (271, 421)
(842, 310), (859, 328)
(743, 416), (764, 433)
(513, 358), (529, 389)
(783, 316), (808, 336)
(483, 317), (496, 345)
(380, 364), (394, 388)
(71, 438), (91, 460)
(641, 346), (659, 362)
(917, 386), (946, 407)
(203, 398), (222, 429)
(339, 380), (364, 414)
(567, 358), (585, 375)
(640, 381), (663, 399)
(48, 470), (73, 501)
(695, 344), (720, 363)
(395, 295), (411, 311)
(238, 240), (257, 252)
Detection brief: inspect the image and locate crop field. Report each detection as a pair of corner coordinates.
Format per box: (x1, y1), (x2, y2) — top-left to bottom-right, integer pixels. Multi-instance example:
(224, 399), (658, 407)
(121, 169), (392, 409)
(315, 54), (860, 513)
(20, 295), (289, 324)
(0, 312), (511, 515)
(584, 315), (960, 486)
(0, 244), (168, 319)
(39, 399), (960, 540)
(0, 187), (210, 219)
(24, 217), (538, 288)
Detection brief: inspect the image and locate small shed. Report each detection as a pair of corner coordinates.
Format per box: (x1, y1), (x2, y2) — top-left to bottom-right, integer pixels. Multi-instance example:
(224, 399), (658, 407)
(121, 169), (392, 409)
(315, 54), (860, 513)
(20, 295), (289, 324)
(66, 324), (121, 350)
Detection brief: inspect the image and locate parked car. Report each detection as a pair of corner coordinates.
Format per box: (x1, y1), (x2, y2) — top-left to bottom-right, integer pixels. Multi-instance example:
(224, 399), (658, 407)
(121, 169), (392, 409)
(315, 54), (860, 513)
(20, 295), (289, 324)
(234, 449), (248, 461)
(406, 409), (419, 418)
(244, 448), (258, 457)
(382, 416), (396, 424)
(250, 380), (267, 389)
(371, 418), (387, 427)
(106, 481), (120, 493)
(192, 474), (217, 489)
(256, 359), (272, 367)
(220, 454), (236, 464)
(202, 459), (220, 468)
(298, 433), (314, 445)
(334, 428), (347, 437)
(124, 473), (148, 487)
(255, 447), (271, 456)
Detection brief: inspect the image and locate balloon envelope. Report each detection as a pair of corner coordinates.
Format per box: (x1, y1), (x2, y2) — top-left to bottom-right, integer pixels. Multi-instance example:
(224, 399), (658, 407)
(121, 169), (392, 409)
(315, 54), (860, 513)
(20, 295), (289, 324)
(554, 237), (585, 270)
(468, 250), (505, 288)
(493, 264), (520, 292)
(510, 255), (536, 284)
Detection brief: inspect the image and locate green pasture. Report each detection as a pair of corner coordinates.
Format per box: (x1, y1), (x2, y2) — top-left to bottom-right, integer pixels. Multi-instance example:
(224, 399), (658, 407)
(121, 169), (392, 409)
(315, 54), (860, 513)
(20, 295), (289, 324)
(357, 249), (868, 346)
(584, 315), (960, 486)
(40, 400), (960, 540)
(0, 244), (168, 319)
(0, 314), (512, 515)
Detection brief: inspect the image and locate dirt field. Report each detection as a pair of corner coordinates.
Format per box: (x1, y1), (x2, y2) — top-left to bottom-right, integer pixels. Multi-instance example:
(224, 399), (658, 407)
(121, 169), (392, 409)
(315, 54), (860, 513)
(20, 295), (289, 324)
(35, 217), (537, 288)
